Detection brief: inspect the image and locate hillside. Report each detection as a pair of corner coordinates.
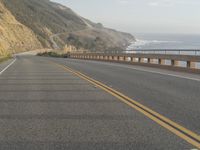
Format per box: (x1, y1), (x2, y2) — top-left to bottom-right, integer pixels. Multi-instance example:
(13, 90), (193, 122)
(1, 0), (135, 53)
(0, 1), (42, 56)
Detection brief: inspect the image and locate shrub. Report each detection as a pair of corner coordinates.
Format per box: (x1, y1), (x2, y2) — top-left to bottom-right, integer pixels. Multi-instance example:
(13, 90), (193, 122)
(37, 51), (69, 58)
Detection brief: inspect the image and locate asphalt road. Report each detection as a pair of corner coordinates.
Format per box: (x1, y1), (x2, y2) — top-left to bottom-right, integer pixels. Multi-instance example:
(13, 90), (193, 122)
(0, 55), (198, 149)
(50, 58), (200, 134)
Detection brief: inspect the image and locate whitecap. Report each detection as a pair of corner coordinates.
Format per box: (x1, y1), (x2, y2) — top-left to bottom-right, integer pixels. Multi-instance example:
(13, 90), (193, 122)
(126, 39), (181, 50)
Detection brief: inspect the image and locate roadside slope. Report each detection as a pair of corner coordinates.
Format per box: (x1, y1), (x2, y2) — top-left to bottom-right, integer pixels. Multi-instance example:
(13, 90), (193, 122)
(2, 0), (135, 51)
(0, 1), (42, 56)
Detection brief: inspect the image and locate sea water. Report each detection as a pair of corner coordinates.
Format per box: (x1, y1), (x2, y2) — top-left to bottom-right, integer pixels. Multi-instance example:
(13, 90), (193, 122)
(126, 33), (200, 68)
(127, 33), (200, 50)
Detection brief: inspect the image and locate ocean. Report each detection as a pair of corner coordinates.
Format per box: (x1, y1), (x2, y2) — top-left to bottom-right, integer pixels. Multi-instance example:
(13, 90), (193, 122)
(126, 33), (200, 68)
(127, 33), (200, 50)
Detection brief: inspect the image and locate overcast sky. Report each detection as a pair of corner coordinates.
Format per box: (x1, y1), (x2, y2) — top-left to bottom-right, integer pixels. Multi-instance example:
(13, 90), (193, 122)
(52, 0), (200, 34)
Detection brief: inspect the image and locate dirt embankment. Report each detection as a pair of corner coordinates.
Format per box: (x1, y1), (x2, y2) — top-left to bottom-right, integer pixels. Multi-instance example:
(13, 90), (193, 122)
(0, 1), (42, 56)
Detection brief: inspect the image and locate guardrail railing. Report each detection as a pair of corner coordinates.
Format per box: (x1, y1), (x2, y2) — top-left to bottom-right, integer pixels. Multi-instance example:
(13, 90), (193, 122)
(88, 49), (200, 56)
(69, 50), (200, 73)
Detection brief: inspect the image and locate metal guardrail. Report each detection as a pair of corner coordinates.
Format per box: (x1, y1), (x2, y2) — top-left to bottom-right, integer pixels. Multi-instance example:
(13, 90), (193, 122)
(85, 49), (200, 56)
(70, 50), (200, 73)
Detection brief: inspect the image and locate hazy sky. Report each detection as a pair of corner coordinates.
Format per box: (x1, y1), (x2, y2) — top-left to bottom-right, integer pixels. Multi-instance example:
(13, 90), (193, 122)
(52, 0), (200, 34)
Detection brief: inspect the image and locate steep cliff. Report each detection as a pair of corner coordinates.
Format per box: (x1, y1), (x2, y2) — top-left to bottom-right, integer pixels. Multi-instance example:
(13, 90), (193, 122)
(0, 1), (42, 56)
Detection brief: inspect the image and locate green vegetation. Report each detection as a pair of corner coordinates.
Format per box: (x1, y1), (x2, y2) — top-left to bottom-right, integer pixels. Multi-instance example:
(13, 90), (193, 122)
(37, 52), (69, 58)
(0, 54), (12, 64)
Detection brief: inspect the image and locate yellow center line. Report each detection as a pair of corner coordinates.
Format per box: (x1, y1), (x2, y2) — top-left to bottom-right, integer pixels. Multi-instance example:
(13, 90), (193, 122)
(50, 61), (200, 149)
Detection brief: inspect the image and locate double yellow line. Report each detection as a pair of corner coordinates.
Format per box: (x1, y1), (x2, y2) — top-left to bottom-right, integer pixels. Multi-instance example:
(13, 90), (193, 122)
(51, 61), (200, 149)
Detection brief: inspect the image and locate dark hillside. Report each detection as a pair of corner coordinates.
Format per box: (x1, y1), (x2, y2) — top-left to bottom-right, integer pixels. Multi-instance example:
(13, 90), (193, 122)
(2, 0), (135, 51)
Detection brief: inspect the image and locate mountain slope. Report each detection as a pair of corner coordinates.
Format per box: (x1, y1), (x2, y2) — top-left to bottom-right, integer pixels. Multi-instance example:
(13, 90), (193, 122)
(1, 0), (135, 52)
(0, 1), (42, 56)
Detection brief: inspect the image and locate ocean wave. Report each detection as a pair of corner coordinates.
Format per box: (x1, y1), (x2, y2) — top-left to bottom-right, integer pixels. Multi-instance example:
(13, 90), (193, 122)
(126, 39), (181, 50)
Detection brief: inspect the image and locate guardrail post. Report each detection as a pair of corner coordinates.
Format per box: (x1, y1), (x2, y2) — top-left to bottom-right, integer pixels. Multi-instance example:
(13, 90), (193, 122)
(171, 60), (175, 66)
(171, 60), (179, 67)
(117, 56), (120, 61)
(158, 59), (165, 65)
(123, 56), (126, 61)
(158, 59), (161, 64)
(148, 58), (151, 63)
(187, 61), (196, 69)
(130, 57), (133, 62)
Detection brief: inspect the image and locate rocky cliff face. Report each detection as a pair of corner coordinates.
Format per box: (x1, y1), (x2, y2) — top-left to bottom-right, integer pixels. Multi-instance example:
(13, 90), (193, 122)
(0, 1), (42, 56)
(1, 0), (135, 55)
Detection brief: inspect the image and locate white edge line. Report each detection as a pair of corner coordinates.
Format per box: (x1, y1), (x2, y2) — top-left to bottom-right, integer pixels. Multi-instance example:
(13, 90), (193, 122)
(72, 59), (200, 82)
(0, 58), (16, 75)
(124, 66), (200, 82)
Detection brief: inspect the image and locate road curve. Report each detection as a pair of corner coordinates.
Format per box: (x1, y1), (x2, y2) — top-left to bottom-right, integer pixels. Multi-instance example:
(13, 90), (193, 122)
(48, 58), (200, 135)
(0, 55), (199, 149)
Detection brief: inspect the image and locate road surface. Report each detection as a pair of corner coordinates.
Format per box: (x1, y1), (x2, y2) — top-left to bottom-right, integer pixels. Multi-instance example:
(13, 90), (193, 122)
(0, 55), (199, 149)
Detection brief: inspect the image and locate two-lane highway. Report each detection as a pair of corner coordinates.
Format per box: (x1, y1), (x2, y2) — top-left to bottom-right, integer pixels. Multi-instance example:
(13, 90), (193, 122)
(50, 58), (200, 135)
(0, 55), (199, 149)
